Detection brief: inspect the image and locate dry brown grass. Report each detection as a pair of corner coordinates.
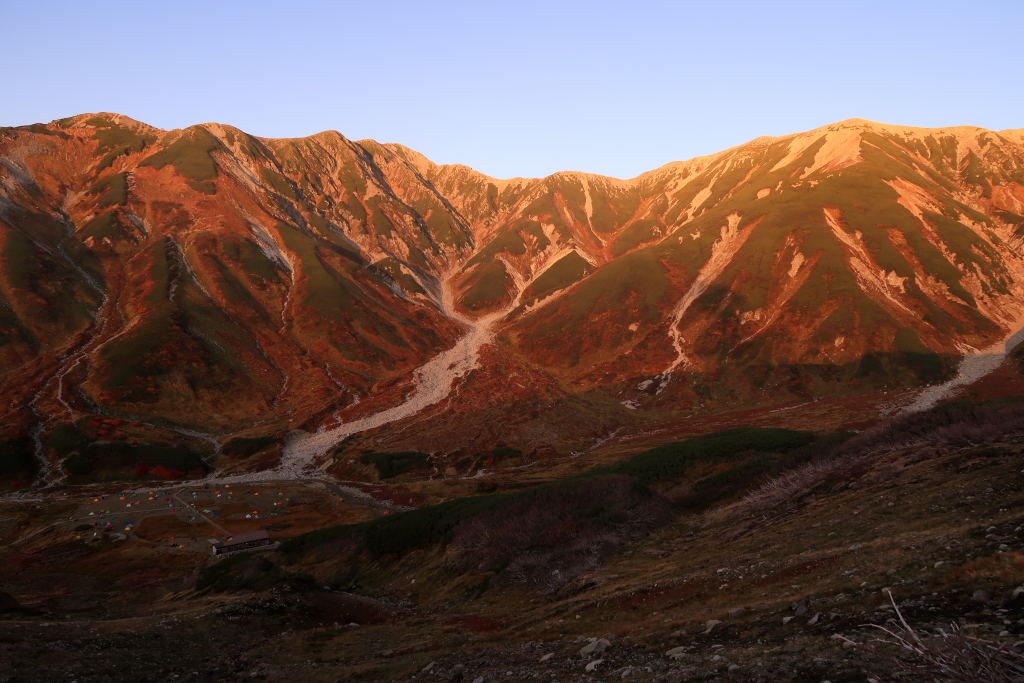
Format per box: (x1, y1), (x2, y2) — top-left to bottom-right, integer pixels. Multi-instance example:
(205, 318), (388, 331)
(448, 475), (670, 591)
(841, 591), (1024, 682)
(134, 514), (217, 541)
(940, 552), (1024, 591)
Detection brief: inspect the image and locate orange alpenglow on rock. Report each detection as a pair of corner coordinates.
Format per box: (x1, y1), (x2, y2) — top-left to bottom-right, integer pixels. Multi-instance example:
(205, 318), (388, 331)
(3, 114), (1024, 478)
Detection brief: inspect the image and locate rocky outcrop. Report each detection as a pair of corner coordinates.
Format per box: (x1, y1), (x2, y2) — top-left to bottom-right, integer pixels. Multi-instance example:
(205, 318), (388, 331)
(3, 114), (1024, 474)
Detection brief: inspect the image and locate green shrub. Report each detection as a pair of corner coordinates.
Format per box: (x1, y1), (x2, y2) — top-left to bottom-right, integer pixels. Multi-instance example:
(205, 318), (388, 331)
(279, 489), (519, 557)
(46, 424), (83, 457)
(581, 427), (816, 485)
(0, 437), (33, 475)
(222, 437), (277, 458)
(281, 429), (841, 560)
(359, 451), (430, 479)
(63, 441), (209, 479)
(490, 446), (522, 461)
(63, 451), (96, 475)
(197, 553), (316, 592)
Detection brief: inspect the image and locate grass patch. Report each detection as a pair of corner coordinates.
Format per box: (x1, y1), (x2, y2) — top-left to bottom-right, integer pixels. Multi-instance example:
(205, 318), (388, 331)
(86, 172), (128, 207)
(521, 251), (593, 304)
(86, 117), (156, 170)
(259, 167), (298, 200)
(460, 259), (511, 310)
(140, 127), (221, 182)
(81, 212), (131, 241)
(372, 257), (425, 295)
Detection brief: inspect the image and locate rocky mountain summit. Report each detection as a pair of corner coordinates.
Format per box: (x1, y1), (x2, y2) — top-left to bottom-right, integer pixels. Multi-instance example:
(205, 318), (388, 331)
(2, 114), (1024, 481)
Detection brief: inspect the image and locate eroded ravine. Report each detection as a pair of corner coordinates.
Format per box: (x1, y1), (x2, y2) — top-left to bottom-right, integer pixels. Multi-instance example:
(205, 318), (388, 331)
(259, 279), (506, 479)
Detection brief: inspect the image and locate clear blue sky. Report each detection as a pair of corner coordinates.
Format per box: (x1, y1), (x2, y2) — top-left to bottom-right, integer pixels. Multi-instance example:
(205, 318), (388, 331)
(3, 0), (1022, 179)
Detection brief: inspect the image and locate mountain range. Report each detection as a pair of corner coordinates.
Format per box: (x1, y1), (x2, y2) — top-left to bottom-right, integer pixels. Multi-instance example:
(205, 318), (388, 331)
(2, 113), (1024, 482)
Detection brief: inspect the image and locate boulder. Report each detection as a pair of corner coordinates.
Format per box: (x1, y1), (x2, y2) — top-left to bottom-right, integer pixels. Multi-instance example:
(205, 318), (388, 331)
(580, 638), (610, 658)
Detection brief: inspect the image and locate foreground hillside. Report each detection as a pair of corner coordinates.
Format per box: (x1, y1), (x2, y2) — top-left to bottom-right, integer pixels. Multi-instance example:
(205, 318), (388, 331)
(3, 396), (1024, 682)
(2, 115), (1024, 482)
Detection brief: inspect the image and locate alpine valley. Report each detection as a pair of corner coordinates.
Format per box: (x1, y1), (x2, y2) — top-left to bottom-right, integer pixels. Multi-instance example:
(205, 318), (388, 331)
(5, 115), (1024, 683)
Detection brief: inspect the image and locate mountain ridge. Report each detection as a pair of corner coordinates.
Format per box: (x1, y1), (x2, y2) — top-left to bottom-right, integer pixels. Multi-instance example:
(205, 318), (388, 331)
(2, 112), (1024, 484)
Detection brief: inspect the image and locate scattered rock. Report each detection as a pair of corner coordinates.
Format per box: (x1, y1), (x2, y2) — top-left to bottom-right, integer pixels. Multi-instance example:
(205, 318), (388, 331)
(934, 561), (944, 568)
(782, 616), (794, 625)
(584, 659), (603, 672)
(665, 646), (687, 659)
(704, 619), (722, 633)
(808, 612), (820, 626)
(471, 677), (483, 683)
(886, 568), (897, 575)
(1012, 586), (1024, 599)
(449, 664), (465, 682)
(972, 590), (992, 603)
(580, 638), (610, 658)
(727, 607), (745, 618)
(539, 653), (553, 662)
(791, 600), (809, 616)
(422, 661), (436, 672)
(848, 544), (864, 551)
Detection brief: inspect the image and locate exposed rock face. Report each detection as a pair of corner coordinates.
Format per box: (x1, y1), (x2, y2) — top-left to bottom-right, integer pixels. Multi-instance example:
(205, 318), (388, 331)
(3, 114), (1024, 471)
